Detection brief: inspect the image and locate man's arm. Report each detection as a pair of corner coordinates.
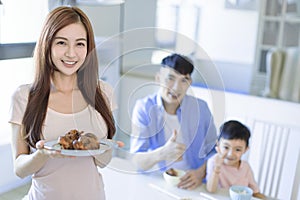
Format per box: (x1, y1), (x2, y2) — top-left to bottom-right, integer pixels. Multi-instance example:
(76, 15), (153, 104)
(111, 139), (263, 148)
(178, 162), (207, 190)
(132, 131), (185, 171)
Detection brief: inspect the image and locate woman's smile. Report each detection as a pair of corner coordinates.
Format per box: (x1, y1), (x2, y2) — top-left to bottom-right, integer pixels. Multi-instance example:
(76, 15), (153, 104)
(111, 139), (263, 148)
(62, 60), (78, 68)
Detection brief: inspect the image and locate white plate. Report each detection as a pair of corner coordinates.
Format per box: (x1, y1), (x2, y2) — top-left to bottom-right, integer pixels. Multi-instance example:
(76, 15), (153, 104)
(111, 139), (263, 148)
(44, 139), (112, 156)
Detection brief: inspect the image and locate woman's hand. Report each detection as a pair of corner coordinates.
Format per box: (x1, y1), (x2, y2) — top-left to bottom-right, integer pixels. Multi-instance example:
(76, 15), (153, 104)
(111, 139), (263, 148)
(36, 140), (70, 159)
(178, 164), (206, 190)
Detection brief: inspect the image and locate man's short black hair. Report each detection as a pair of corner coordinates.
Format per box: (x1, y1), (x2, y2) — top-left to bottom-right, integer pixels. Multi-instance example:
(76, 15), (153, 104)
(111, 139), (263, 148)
(218, 120), (251, 147)
(161, 53), (194, 75)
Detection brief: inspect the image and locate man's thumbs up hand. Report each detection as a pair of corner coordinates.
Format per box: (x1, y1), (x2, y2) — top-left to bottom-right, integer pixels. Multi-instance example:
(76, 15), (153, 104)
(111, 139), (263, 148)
(161, 130), (186, 161)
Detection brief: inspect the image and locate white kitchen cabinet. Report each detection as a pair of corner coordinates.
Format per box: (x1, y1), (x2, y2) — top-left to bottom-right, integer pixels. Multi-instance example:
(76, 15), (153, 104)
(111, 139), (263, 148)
(251, 0), (300, 96)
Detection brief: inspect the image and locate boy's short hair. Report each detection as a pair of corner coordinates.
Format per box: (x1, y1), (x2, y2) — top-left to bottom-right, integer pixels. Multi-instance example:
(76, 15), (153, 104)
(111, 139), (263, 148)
(218, 120), (251, 147)
(161, 53), (194, 75)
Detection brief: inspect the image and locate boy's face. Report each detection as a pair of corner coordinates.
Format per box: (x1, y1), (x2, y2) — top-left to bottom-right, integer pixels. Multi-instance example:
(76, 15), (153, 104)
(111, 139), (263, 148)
(218, 138), (248, 168)
(156, 67), (192, 107)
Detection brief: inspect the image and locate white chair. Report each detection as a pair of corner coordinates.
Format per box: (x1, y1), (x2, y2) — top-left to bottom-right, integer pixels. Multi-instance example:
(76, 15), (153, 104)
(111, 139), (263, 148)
(247, 120), (300, 200)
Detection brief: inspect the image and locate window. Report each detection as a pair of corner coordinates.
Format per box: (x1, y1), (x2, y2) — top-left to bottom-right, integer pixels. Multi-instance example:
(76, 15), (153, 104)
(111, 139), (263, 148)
(0, 0), (48, 44)
(155, 0), (258, 63)
(155, 0), (201, 52)
(154, 0), (259, 94)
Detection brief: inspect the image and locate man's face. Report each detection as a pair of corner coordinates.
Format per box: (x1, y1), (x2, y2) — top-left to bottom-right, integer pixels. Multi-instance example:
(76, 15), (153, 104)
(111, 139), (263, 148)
(157, 67), (192, 107)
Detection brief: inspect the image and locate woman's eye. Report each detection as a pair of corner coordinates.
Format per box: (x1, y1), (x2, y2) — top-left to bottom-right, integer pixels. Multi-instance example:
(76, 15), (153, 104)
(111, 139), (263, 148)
(56, 41), (65, 45)
(77, 42), (86, 47)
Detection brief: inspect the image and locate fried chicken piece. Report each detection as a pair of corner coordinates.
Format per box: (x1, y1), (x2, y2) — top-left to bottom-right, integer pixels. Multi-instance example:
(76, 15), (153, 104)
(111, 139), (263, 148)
(58, 129), (82, 149)
(73, 133), (100, 150)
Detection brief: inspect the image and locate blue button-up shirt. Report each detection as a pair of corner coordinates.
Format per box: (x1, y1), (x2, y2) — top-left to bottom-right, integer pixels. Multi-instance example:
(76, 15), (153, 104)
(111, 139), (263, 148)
(130, 93), (217, 171)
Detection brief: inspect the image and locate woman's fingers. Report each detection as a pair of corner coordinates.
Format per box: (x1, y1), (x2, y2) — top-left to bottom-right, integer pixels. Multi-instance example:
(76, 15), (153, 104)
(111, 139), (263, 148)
(36, 140), (45, 149)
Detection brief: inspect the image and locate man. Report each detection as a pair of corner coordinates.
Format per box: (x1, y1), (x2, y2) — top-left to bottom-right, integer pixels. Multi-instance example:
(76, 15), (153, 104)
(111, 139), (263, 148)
(130, 53), (217, 190)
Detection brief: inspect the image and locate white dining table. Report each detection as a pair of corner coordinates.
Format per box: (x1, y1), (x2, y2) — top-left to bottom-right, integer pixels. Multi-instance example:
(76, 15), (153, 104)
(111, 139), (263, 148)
(100, 156), (275, 200)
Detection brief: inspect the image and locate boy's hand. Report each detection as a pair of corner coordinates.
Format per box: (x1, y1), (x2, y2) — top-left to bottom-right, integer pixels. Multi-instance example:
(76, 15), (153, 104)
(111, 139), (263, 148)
(214, 145), (226, 169)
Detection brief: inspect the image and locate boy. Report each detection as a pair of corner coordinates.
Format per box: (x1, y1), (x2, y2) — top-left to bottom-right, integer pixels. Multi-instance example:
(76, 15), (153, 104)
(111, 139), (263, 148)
(206, 120), (265, 199)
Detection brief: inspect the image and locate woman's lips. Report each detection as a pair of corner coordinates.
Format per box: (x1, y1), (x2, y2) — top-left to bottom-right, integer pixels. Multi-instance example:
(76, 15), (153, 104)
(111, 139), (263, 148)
(62, 60), (77, 67)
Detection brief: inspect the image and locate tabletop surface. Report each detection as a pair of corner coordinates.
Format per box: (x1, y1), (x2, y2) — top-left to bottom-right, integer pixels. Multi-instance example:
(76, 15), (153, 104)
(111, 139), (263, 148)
(100, 157), (274, 200)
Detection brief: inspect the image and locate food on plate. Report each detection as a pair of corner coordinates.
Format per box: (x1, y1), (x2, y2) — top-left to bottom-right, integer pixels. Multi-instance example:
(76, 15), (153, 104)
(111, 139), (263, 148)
(57, 129), (99, 150)
(58, 129), (82, 149)
(73, 133), (100, 150)
(165, 168), (178, 177)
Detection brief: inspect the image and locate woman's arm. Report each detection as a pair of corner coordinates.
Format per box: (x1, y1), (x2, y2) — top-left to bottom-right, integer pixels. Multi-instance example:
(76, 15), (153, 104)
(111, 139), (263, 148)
(11, 123), (50, 178)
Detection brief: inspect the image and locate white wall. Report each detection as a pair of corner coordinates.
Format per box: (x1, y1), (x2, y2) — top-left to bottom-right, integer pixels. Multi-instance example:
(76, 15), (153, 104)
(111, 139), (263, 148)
(0, 58), (34, 194)
(197, 1), (258, 64)
(0, 144), (31, 194)
(193, 1), (258, 94)
(80, 0), (258, 94)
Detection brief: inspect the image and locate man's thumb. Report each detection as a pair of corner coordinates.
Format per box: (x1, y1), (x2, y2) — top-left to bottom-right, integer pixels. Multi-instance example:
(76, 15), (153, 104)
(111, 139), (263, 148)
(170, 130), (177, 142)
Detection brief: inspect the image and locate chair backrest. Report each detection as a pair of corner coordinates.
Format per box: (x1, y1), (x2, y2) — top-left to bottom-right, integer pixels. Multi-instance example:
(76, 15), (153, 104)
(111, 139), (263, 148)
(246, 120), (300, 199)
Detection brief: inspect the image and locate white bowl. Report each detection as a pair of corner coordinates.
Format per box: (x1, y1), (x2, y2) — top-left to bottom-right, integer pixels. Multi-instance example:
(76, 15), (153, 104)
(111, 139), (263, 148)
(163, 168), (185, 186)
(229, 185), (253, 200)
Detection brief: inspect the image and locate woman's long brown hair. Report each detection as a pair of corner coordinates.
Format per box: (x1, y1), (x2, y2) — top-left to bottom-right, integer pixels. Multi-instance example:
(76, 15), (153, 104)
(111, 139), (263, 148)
(22, 6), (116, 148)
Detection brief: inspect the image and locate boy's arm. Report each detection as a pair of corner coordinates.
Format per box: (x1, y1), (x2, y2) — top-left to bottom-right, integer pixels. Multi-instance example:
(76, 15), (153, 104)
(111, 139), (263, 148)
(206, 146), (225, 193)
(206, 165), (221, 193)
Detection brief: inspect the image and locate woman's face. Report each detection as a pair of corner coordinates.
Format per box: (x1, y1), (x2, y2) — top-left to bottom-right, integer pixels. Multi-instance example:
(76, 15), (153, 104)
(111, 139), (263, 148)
(218, 138), (248, 167)
(51, 23), (87, 76)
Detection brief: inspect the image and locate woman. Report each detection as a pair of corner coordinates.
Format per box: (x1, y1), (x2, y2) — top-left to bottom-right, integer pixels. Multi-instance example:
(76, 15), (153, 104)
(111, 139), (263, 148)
(9, 6), (116, 200)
